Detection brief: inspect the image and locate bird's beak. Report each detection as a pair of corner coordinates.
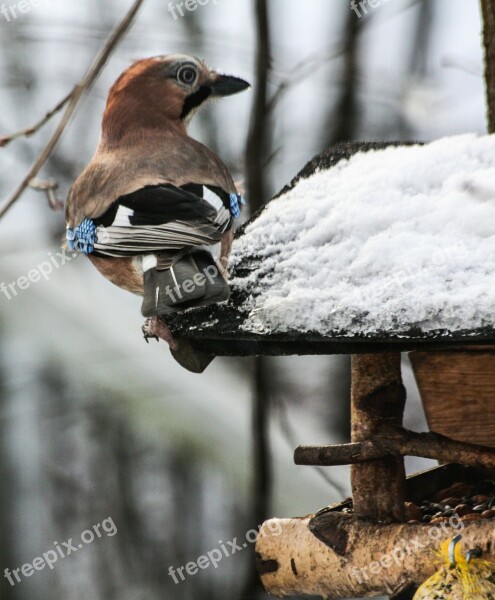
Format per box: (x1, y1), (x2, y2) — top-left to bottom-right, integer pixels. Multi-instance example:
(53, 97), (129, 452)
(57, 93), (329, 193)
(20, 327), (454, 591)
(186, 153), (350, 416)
(208, 73), (250, 97)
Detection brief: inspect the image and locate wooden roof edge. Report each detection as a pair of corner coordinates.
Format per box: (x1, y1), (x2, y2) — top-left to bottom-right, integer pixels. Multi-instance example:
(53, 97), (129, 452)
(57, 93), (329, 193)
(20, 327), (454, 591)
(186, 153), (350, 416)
(167, 325), (495, 373)
(172, 331), (495, 373)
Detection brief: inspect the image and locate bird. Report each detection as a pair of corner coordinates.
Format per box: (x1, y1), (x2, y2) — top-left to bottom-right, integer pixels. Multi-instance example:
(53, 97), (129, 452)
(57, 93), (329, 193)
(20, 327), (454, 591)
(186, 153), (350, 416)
(65, 55), (250, 350)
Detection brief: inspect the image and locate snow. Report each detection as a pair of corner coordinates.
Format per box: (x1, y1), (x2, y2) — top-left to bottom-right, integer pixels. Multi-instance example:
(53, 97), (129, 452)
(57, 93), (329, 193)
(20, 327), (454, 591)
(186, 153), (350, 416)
(231, 134), (495, 337)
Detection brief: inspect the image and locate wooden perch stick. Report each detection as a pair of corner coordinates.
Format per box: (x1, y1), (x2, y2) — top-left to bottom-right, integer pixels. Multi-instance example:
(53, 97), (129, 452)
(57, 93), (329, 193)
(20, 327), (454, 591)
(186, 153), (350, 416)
(296, 439), (384, 465)
(256, 512), (495, 598)
(295, 425), (495, 469)
(350, 353), (406, 522)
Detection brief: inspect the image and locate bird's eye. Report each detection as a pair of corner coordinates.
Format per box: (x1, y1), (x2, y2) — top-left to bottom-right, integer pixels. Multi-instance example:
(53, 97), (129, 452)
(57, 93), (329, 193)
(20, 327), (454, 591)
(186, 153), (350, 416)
(177, 66), (197, 86)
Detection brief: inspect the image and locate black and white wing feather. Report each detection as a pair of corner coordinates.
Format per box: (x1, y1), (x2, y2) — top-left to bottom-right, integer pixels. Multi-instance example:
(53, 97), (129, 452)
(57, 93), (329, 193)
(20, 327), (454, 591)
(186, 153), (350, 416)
(89, 183), (233, 266)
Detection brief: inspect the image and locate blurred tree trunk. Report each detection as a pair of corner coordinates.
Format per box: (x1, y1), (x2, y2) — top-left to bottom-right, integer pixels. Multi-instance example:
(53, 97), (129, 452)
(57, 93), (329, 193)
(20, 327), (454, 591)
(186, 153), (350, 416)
(408, 0), (434, 78)
(325, 9), (361, 145)
(245, 0), (272, 523)
(245, 0), (271, 209)
(180, 10), (222, 157)
(481, 0), (495, 132)
(398, 0), (435, 139)
(0, 332), (18, 600)
(321, 11), (362, 442)
(241, 0), (272, 598)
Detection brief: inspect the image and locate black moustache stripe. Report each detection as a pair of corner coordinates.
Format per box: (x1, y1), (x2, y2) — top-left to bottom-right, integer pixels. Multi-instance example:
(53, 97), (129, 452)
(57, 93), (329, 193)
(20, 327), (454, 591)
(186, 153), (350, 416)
(180, 86), (211, 120)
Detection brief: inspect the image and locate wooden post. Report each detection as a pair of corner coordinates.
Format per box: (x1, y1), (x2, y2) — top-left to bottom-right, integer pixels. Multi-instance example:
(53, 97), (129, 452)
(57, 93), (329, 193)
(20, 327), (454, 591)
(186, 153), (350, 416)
(350, 353), (406, 522)
(481, 0), (495, 133)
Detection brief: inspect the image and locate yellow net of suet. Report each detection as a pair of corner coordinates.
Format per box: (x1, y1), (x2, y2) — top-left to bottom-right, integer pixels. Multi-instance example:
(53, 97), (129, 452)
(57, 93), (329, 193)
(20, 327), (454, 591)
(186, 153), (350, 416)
(413, 535), (495, 600)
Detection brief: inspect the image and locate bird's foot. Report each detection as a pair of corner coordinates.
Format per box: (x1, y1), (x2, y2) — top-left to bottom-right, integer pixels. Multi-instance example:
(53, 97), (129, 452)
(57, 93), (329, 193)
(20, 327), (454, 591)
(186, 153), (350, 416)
(142, 317), (178, 351)
(218, 256), (230, 279)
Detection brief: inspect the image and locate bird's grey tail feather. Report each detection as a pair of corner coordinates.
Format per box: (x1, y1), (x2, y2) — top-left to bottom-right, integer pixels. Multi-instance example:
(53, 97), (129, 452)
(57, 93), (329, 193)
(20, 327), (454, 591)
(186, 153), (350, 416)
(141, 250), (229, 317)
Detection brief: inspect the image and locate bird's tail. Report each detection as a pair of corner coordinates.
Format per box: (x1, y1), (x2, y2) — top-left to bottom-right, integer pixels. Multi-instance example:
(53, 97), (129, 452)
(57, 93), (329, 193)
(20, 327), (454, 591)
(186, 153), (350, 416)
(141, 250), (230, 317)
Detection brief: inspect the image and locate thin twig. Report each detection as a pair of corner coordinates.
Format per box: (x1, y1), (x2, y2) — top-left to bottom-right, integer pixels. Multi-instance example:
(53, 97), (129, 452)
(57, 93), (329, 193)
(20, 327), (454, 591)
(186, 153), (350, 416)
(266, 0), (423, 118)
(0, 0), (146, 220)
(275, 396), (347, 497)
(29, 178), (64, 210)
(0, 91), (73, 148)
(267, 50), (338, 115)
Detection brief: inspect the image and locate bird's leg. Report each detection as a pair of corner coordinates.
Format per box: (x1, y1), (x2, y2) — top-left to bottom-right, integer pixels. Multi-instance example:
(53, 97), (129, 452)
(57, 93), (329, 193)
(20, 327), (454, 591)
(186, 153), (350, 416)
(219, 227), (234, 279)
(142, 317), (178, 351)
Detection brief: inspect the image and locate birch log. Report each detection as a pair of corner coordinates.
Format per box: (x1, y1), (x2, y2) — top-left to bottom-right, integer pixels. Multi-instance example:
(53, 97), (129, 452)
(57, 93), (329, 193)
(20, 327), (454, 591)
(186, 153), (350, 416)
(256, 511), (495, 598)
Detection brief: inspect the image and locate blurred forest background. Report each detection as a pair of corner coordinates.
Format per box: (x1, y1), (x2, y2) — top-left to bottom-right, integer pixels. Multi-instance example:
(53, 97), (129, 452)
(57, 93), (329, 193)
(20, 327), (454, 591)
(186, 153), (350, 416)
(0, 1), (489, 599)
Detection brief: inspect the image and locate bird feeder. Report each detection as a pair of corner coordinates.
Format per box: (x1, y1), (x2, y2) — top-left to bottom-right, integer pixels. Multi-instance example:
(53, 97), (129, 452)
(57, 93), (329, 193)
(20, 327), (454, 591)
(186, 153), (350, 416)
(166, 139), (495, 599)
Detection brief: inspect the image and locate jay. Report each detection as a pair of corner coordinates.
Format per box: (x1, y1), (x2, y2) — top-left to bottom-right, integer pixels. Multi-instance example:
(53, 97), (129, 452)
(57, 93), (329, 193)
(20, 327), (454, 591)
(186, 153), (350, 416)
(65, 55), (249, 350)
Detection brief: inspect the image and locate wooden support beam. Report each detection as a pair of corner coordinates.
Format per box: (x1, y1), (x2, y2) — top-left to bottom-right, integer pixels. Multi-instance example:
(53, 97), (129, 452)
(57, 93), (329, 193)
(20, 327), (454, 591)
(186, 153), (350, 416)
(295, 426), (495, 469)
(350, 353), (406, 522)
(255, 512), (495, 598)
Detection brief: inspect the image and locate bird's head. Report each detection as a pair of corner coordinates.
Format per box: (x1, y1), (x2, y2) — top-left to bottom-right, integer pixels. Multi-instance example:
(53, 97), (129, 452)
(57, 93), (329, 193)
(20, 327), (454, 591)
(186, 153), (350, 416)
(101, 55), (250, 144)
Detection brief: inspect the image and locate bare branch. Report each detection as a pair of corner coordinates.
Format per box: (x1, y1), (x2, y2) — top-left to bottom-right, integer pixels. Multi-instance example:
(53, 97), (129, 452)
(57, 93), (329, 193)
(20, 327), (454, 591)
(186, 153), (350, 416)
(276, 397), (347, 497)
(266, 0), (424, 118)
(0, 0), (146, 220)
(0, 90), (72, 148)
(29, 178), (64, 211)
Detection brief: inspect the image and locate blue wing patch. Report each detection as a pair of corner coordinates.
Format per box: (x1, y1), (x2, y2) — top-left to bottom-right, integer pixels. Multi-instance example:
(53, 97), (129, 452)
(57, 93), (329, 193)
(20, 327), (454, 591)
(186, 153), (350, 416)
(229, 194), (246, 219)
(66, 218), (97, 254)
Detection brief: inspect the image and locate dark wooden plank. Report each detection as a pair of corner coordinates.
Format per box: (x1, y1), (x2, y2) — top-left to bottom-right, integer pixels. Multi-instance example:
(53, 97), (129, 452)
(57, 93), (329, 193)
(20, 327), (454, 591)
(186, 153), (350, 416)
(172, 328), (495, 356)
(411, 349), (495, 448)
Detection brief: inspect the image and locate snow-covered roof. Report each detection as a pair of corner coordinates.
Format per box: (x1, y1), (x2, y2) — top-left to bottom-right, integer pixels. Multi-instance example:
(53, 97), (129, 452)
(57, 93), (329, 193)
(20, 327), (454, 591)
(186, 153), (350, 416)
(169, 136), (495, 355)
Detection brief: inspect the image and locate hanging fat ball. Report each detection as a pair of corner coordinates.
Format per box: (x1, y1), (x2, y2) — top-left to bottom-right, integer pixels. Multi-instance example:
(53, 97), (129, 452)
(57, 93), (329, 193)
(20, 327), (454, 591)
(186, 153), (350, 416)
(413, 534), (495, 600)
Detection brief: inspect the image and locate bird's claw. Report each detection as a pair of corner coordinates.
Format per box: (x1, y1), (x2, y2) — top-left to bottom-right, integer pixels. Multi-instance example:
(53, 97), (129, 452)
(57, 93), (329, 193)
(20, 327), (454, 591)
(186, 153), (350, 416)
(141, 316), (178, 351)
(143, 331), (159, 343)
(142, 319), (160, 343)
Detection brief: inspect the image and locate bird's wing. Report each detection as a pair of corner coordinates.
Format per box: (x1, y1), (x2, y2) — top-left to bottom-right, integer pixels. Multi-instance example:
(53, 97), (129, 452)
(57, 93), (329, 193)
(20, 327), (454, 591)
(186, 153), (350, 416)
(66, 133), (239, 226)
(66, 183), (236, 266)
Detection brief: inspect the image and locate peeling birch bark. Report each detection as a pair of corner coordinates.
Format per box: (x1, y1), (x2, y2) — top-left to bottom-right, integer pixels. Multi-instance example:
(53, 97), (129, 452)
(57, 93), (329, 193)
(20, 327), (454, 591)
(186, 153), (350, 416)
(256, 512), (495, 598)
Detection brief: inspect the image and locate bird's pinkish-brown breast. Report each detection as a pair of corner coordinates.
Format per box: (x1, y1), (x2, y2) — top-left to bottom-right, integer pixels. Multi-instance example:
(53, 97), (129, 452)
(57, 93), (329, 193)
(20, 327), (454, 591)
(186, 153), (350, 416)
(88, 255), (144, 295)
